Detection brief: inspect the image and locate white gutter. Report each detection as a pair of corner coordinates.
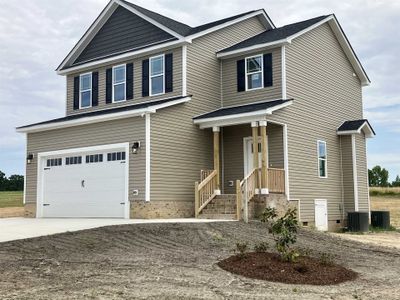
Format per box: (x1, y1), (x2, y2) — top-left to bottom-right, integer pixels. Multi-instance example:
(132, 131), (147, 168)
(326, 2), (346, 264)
(17, 96), (191, 133)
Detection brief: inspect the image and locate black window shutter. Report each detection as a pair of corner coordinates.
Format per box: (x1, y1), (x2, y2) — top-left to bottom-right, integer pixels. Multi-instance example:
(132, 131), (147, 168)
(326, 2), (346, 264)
(237, 59), (245, 92)
(126, 63), (134, 100)
(106, 68), (112, 103)
(263, 53), (273, 87)
(92, 72), (99, 106)
(165, 53), (173, 93)
(73, 76), (80, 110)
(142, 59), (149, 97)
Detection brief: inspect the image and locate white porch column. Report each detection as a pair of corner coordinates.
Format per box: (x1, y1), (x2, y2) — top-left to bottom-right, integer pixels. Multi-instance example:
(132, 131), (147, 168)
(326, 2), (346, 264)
(251, 122), (259, 191)
(259, 121), (269, 194)
(213, 126), (221, 194)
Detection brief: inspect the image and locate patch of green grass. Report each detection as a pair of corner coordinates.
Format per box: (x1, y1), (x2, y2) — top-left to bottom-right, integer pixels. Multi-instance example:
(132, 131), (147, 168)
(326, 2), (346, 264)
(369, 187), (400, 197)
(0, 191), (23, 208)
(369, 225), (399, 233)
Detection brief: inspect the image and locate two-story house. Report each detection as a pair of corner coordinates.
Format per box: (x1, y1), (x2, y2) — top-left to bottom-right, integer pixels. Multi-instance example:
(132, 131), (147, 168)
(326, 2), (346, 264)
(17, 0), (374, 231)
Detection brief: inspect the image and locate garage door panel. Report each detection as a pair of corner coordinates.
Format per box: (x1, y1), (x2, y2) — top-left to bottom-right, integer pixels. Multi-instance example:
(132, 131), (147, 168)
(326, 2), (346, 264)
(41, 147), (128, 218)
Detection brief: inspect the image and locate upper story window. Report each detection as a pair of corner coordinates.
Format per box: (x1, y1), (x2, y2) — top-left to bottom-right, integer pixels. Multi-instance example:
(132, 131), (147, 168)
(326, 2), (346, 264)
(246, 55), (263, 90)
(150, 54), (164, 96)
(318, 140), (327, 178)
(80, 73), (92, 108)
(113, 64), (126, 102)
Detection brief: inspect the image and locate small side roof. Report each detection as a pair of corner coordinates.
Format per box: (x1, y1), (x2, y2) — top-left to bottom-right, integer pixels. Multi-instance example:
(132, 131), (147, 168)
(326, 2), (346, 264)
(193, 99), (293, 129)
(17, 96), (191, 133)
(337, 119), (375, 138)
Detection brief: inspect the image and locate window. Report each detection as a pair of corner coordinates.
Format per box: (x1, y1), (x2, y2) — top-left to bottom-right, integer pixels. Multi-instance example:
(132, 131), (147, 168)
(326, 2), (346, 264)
(66, 156), (82, 165)
(318, 141), (327, 178)
(86, 154), (103, 164)
(113, 65), (126, 102)
(150, 55), (164, 96)
(245, 55), (263, 90)
(47, 158), (62, 167)
(107, 152), (126, 161)
(80, 73), (92, 108)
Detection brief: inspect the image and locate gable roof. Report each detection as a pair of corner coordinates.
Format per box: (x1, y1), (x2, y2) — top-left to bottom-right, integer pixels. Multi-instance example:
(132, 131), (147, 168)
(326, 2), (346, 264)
(57, 0), (274, 74)
(337, 119), (375, 138)
(216, 14), (370, 86)
(17, 96), (191, 133)
(218, 15), (328, 54)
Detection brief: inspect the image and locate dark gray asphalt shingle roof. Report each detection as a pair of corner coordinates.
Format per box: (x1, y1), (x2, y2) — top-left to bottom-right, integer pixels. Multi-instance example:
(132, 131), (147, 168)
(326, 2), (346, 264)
(193, 99), (292, 120)
(18, 96), (190, 129)
(218, 15), (329, 53)
(121, 0), (261, 37)
(337, 119), (375, 135)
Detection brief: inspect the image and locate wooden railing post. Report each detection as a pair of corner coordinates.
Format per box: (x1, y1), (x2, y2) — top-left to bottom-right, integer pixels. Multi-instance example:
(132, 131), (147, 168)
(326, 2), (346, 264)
(195, 181), (199, 218)
(259, 121), (268, 194)
(236, 180), (242, 221)
(213, 127), (220, 192)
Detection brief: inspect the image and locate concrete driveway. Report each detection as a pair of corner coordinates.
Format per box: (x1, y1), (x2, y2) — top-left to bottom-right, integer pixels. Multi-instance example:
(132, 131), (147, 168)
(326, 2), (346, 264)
(0, 217), (233, 243)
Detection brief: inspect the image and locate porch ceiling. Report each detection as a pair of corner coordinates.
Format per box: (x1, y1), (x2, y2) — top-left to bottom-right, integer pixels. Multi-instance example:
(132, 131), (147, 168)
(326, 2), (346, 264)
(193, 99), (293, 129)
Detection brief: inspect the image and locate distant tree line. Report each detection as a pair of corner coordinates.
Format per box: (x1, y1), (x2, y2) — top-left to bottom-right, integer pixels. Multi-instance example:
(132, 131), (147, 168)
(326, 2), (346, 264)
(368, 165), (400, 187)
(0, 171), (24, 191)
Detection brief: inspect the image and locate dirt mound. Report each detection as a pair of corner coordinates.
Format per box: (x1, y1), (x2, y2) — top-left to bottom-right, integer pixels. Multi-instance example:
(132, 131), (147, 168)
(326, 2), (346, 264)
(218, 252), (357, 285)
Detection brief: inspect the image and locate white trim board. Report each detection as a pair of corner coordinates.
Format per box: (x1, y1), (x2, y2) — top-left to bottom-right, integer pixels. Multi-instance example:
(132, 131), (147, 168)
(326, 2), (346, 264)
(351, 134), (359, 211)
(145, 113), (151, 202)
(36, 142), (130, 219)
(17, 96), (191, 133)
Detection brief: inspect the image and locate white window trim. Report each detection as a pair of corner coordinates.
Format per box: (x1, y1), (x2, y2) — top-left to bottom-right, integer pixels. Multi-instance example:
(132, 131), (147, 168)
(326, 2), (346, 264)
(245, 54), (264, 91)
(317, 140), (328, 178)
(79, 72), (92, 109)
(112, 64), (127, 103)
(149, 54), (165, 97)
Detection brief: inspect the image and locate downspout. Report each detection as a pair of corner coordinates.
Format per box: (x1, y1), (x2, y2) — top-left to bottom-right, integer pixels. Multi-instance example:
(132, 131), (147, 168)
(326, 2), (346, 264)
(339, 136), (345, 221)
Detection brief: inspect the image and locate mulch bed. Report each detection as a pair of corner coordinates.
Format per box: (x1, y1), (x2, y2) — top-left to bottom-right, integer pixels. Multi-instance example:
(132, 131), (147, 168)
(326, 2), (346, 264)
(218, 252), (357, 285)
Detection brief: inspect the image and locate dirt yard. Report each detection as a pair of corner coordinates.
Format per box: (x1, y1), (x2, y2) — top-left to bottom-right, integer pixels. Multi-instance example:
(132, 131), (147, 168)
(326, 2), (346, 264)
(0, 222), (399, 299)
(333, 231), (400, 250)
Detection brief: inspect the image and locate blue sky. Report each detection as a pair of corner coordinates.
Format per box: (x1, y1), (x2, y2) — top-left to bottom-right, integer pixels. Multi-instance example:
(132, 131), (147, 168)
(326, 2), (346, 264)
(0, 0), (399, 180)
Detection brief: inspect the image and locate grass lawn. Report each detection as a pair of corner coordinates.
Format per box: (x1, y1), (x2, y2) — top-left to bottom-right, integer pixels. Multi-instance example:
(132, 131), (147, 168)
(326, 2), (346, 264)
(0, 191), (23, 208)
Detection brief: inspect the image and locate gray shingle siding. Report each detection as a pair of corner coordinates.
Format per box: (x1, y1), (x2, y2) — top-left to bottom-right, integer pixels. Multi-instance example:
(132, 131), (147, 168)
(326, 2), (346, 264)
(74, 6), (176, 65)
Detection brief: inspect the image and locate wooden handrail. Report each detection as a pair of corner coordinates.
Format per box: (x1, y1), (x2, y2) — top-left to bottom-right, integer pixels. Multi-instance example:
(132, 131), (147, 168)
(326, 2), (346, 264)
(237, 168), (258, 222)
(195, 170), (218, 217)
(200, 169), (214, 182)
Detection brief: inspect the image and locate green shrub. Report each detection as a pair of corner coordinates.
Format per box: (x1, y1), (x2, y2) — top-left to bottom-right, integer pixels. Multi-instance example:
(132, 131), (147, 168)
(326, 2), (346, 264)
(318, 252), (336, 266)
(254, 241), (269, 252)
(261, 207), (299, 263)
(235, 242), (249, 258)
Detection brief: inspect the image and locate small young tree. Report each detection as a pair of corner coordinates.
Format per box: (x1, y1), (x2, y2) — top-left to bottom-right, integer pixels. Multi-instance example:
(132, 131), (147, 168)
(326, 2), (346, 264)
(261, 207), (299, 262)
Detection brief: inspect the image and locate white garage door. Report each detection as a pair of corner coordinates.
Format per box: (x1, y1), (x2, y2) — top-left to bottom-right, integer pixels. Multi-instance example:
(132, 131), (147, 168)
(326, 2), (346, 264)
(39, 145), (128, 218)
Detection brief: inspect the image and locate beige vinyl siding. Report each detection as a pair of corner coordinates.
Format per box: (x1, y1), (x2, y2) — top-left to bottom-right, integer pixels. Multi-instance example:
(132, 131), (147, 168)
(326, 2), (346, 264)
(356, 132), (369, 211)
(25, 117), (146, 204)
(341, 135), (355, 213)
(66, 47), (182, 115)
(150, 16), (266, 202)
(258, 23), (364, 222)
(222, 47), (282, 107)
(222, 123), (284, 194)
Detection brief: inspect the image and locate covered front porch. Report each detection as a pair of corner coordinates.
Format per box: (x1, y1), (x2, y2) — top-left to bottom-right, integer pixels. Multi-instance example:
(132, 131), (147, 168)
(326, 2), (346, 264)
(193, 99), (292, 220)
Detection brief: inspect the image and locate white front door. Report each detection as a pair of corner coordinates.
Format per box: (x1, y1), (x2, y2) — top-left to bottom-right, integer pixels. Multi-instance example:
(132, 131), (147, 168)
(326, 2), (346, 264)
(40, 145), (128, 218)
(243, 137), (267, 176)
(314, 199), (328, 231)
